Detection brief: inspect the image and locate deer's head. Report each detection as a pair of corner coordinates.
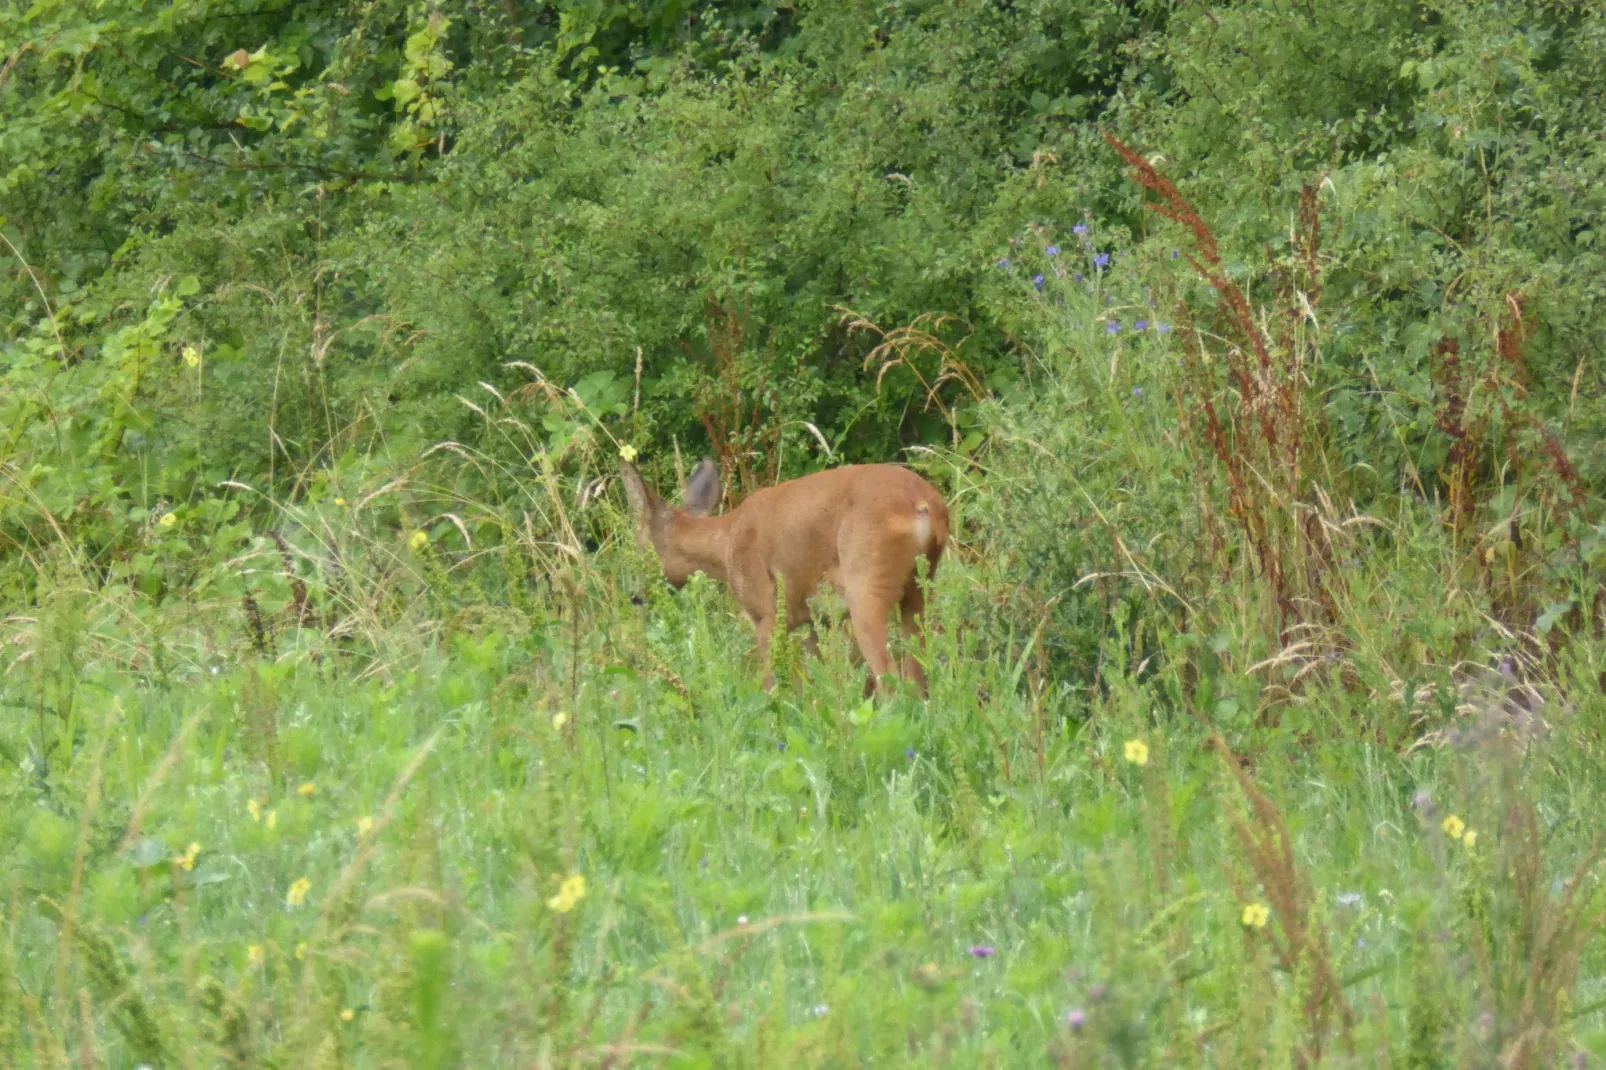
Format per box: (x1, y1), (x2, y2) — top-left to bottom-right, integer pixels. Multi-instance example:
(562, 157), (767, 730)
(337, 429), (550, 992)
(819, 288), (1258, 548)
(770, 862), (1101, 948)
(619, 458), (724, 588)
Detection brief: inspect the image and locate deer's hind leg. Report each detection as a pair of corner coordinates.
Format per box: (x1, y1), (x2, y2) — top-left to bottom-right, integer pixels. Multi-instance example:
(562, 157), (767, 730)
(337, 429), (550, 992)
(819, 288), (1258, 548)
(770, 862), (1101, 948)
(897, 548), (941, 697)
(897, 583), (930, 697)
(844, 582), (900, 696)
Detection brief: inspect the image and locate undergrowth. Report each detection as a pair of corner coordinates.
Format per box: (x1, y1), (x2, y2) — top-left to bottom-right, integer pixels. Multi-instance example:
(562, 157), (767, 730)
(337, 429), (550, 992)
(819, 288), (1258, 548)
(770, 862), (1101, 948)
(5, 145), (1606, 1067)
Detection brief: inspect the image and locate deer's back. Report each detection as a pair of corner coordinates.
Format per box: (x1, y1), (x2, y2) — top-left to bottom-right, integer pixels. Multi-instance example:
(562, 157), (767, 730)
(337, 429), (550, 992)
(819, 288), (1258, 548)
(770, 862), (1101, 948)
(730, 465), (947, 564)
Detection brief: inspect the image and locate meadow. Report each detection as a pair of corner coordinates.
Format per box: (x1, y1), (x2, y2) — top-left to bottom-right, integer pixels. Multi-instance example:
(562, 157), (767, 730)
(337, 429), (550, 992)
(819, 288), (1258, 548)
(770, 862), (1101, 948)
(6, 1), (1606, 1065)
(6, 210), (1606, 1064)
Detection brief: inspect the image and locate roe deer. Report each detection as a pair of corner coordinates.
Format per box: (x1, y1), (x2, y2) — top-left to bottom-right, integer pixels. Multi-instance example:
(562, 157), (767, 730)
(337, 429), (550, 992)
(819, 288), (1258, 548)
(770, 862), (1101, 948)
(620, 458), (949, 695)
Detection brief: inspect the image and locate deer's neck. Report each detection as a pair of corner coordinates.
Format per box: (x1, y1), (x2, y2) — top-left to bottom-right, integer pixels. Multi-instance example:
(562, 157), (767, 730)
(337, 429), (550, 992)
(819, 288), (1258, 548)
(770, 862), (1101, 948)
(666, 512), (736, 584)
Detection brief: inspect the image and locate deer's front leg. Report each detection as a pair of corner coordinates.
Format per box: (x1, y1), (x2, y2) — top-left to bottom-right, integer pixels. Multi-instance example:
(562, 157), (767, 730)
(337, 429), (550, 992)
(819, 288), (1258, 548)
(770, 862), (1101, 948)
(728, 550), (779, 690)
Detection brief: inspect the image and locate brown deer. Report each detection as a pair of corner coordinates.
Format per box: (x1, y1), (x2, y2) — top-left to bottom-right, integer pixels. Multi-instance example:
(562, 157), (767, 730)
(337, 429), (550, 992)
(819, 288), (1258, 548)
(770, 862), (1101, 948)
(620, 458), (949, 695)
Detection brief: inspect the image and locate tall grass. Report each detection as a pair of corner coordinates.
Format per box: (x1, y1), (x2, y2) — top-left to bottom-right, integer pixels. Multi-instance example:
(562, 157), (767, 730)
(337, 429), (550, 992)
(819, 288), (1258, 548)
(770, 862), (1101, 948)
(4, 153), (1606, 1068)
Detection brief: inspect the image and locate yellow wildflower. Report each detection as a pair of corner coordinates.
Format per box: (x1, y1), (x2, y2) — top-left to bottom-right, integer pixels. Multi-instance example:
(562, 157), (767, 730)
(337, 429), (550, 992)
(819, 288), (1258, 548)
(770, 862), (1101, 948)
(1441, 815), (1466, 840)
(552, 711), (570, 731)
(1462, 828), (1477, 849)
(409, 530), (429, 551)
(182, 344), (201, 368)
(618, 443), (639, 463)
(356, 815), (375, 836)
(247, 944), (264, 966)
(1123, 739), (1150, 766)
(173, 841), (202, 871)
(334, 497), (347, 507)
(286, 877), (312, 907)
(1241, 902), (1270, 929)
(247, 798), (262, 822)
(297, 782), (317, 798)
(266, 809), (278, 830)
(340, 1008), (356, 1022)
(547, 874), (587, 913)
(159, 512), (177, 528)
(294, 943), (307, 961)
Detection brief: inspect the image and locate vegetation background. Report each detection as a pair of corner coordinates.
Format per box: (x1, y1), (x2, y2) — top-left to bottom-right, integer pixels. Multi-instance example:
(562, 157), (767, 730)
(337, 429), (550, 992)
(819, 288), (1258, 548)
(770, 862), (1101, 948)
(4, 0), (1606, 1065)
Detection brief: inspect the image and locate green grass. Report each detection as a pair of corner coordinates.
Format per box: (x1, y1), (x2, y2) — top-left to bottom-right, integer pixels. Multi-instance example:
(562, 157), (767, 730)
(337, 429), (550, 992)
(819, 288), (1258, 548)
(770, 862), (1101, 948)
(4, 539), (1604, 1067)
(5, 170), (1605, 1067)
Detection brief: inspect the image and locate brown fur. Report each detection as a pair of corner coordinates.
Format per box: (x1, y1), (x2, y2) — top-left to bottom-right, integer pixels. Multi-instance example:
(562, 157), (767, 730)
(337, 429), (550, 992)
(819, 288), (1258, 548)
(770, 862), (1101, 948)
(620, 458), (949, 696)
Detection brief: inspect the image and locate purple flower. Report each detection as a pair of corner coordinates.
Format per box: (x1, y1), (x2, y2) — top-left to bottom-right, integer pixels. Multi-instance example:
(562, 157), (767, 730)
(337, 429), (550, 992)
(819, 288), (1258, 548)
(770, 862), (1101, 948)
(1033, 274), (1045, 291)
(1106, 322), (1122, 335)
(1046, 244), (1060, 257)
(906, 748), (916, 760)
(1134, 320), (1148, 331)
(1170, 250), (1180, 260)
(1094, 253), (1110, 269)
(968, 945), (995, 959)
(1065, 1008), (1086, 1031)
(1073, 223), (1089, 236)
(997, 258), (1011, 270)
(1157, 323), (1172, 334)
(1132, 387), (1144, 398)
(1073, 272), (1084, 284)
(778, 742), (787, 752)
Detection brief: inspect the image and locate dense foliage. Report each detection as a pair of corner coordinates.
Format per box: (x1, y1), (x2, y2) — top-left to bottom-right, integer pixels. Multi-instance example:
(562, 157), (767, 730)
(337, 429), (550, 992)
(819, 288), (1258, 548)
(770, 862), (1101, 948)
(5, 0), (1606, 1066)
(8, 0), (1602, 574)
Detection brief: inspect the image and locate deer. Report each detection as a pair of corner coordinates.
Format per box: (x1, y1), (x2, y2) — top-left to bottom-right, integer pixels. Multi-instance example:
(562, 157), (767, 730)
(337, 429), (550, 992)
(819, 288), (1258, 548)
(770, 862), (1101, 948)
(619, 457), (949, 696)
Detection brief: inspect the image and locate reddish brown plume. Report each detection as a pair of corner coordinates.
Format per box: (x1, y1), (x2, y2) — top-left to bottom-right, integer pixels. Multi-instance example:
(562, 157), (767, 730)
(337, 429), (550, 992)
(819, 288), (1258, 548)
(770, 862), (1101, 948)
(620, 458), (949, 695)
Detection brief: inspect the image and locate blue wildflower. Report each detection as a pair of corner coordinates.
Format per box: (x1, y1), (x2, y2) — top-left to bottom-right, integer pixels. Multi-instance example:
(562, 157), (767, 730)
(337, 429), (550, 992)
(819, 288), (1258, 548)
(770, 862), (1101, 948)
(1073, 272), (1084, 284)
(1073, 223), (1089, 236)
(997, 258), (1011, 270)
(1132, 387), (1145, 398)
(1106, 321), (1121, 334)
(1046, 244), (1060, 257)
(1134, 319), (1148, 331)
(906, 748), (916, 760)
(1157, 322), (1172, 334)
(1170, 250), (1180, 260)
(1094, 253), (1110, 269)
(1033, 274), (1045, 291)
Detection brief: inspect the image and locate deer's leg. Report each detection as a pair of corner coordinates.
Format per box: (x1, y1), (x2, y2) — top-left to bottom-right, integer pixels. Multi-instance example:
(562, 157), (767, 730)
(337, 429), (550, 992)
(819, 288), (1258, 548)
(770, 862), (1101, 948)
(846, 588), (897, 694)
(729, 553), (780, 690)
(751, 611), (779, 690)
(784, 584), (821, 661)
(898, 582), (930, 698)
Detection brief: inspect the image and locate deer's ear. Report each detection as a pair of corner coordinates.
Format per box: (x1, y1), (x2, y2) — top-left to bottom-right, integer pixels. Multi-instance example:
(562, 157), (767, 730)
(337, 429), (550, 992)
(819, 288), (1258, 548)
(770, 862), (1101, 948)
(683, 457), (723, 516)
(619, 462), (654, 517)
